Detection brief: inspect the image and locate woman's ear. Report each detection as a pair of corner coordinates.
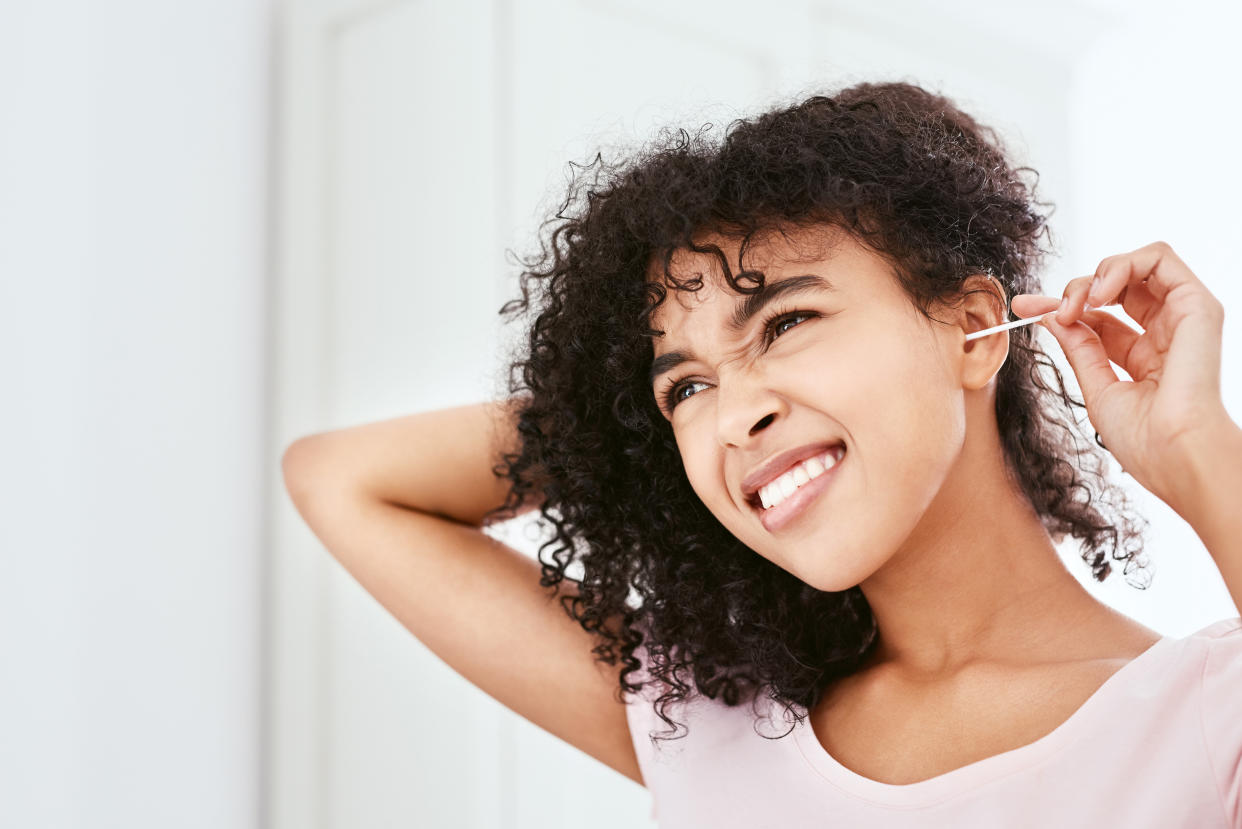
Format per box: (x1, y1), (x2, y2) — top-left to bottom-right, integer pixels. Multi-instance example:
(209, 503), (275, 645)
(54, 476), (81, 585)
(957, 273), (1010, 391)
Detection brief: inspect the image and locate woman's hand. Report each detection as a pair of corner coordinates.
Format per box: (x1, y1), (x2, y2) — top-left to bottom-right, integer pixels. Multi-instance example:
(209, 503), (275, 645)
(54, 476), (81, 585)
(1009, 241), (1236, 518)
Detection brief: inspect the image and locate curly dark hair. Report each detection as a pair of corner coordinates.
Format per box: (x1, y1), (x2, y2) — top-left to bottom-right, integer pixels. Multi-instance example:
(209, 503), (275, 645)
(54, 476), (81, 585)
(482, 80), (1152, 747)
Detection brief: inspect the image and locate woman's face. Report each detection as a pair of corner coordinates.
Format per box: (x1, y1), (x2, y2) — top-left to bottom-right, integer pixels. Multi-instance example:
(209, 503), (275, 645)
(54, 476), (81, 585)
(647, 227), (974, 592)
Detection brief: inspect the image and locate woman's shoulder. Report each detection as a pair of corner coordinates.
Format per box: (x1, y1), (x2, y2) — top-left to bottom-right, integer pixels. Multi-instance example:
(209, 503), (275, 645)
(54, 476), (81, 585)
(1186, 616), (1242, 822)
(1186, 615), (1242, 641)
(1188, 616), (1242, 688)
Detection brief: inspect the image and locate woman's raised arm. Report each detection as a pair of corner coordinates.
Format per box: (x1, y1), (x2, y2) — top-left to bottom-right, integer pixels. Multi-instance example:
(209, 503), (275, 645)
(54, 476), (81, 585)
(283, 398), (537, 527)
(279, 400), (643, 787)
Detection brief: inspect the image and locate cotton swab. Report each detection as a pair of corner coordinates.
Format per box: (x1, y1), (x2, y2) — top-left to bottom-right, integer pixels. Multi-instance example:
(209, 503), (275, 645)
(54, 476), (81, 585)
(964, 305), (1098, 342)
(963, 312), (1055, 342)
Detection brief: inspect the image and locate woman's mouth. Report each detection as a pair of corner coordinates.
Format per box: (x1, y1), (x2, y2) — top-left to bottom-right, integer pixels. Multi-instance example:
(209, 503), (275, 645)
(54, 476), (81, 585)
(751, 444), (845, 533)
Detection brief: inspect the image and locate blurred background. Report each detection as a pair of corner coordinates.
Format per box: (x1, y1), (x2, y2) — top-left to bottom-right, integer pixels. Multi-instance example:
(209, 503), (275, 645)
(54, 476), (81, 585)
(4, 0), (1241, 826)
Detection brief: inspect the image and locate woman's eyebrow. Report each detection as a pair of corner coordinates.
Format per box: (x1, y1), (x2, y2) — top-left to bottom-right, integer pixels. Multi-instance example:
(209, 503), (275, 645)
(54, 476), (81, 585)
(648, 273), (834, 387)
(726, 273), (833, 332)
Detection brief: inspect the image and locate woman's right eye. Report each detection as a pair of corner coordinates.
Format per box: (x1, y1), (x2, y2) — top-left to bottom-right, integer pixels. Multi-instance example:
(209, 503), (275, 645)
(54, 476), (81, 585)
(665, 379), (708, 412)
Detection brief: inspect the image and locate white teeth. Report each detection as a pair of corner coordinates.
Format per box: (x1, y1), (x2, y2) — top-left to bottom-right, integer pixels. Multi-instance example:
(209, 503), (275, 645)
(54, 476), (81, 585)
(778, 476), (796, 498)
(757, 447), (843, 511)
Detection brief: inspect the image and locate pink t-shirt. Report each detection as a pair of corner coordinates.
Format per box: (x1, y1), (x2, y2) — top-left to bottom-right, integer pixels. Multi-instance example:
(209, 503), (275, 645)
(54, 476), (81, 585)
(625, 616), (1242, 827)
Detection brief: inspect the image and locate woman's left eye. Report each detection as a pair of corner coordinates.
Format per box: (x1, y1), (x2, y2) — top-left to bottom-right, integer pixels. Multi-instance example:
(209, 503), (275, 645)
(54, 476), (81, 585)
(765, 310), (817, 342)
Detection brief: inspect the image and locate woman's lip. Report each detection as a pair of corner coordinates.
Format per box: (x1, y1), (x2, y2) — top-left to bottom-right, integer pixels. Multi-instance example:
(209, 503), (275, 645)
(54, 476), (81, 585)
(754, 448), (844, 533)
(742, 440), (842, 499)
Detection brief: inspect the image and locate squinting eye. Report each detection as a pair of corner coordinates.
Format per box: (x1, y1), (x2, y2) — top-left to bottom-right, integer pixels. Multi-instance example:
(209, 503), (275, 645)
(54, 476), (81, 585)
(660, 308), (820, 415)
(665, 379), (708, 411)
(767, 310), (815, 342)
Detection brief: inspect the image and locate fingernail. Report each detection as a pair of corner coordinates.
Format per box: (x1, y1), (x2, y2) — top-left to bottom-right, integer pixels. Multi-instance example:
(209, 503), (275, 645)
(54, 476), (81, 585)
(1059, 297), (1068, 314)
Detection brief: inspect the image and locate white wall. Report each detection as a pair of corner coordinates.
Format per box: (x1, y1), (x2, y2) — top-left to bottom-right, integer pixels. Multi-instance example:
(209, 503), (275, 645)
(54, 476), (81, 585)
(0, 2), (271, 827)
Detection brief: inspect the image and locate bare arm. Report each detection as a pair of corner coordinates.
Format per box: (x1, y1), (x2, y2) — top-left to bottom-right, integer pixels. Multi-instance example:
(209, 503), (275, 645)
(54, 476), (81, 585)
(285, 398), (538, 526)
(281, 399), (644, 786)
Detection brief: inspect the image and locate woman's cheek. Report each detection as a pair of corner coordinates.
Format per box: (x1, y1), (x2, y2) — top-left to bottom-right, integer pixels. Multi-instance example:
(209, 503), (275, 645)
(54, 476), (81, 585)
(680, 440), (729, 514)
(795, 335), (868, 389)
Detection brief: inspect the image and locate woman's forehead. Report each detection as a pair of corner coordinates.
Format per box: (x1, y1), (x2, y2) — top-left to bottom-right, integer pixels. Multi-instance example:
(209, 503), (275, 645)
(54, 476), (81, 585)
(643, 229), (898, 330)
(644, 224), (851, 286)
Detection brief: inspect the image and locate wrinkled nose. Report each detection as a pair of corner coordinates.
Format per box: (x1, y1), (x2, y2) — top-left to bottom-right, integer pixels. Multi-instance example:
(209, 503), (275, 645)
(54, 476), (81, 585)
(716, 371), (784, 448)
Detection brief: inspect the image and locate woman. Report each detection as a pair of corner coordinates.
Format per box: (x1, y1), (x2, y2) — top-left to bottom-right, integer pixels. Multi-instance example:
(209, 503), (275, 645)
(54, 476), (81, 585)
(284, 81), (1242, 825)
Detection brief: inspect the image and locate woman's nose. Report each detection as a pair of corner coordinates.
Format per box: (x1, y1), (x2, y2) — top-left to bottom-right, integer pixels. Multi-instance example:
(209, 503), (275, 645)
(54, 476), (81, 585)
(715, 374), (782, 447)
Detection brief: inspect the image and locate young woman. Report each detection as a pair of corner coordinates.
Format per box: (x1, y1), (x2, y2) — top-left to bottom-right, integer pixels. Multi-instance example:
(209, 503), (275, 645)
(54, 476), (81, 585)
(283, 81), (1242, 825)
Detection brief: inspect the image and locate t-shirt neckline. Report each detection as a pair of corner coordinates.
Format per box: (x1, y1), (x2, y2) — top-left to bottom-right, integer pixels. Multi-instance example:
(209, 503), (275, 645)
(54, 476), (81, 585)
(789, 634), (1173, 808)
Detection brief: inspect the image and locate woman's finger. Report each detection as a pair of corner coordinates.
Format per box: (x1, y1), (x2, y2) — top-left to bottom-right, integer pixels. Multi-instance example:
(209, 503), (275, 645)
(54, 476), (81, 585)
(1010, 294), (1060, 318)
(1087, 241), (1203, 310)
(1056, 275), (1096, 327)
(1011, 287), (1098, 322)
(1039, 311), (1122, 410)
(1010, 301), (1149, 380)
(1113, 280), (1160, 331)
(1079, 309), (1146, 380)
